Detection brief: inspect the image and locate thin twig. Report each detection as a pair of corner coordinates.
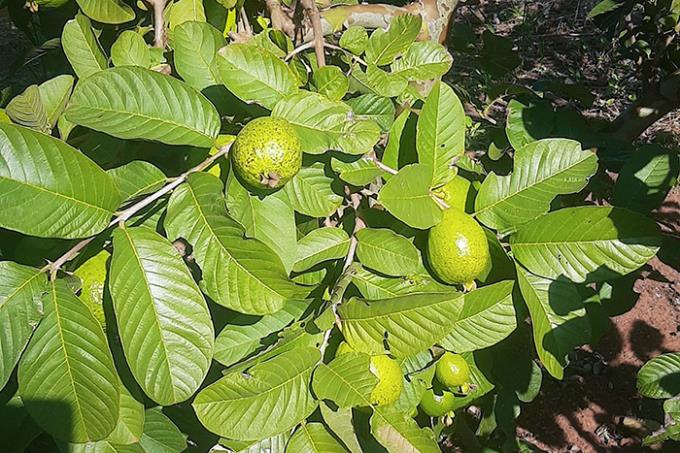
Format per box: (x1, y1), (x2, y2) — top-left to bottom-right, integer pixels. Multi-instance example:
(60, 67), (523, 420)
(284, 41), (367, 66)
(44, 144), (232, 280)
(239, 7), (253, 36)
(300, 0), (326, 67)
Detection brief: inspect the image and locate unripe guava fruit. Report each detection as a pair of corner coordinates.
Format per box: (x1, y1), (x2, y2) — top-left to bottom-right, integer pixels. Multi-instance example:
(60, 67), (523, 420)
(74, 249), (110, 330)
(427, 208), (490, 285)
(369, 355), (403, 406)
(419, 388), (456, 416)
(231, 117), (301, 190)
(435, 352), (470, 389)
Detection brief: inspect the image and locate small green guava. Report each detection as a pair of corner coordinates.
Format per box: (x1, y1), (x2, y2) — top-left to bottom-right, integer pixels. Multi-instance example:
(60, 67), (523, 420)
(74, 249), (110, 330)
(231, 117), (301, 190)
(435, 352), (471, 389)
(427, 208), (490, 285)
(419, 388), (456, 417)
(369, 355), (403, 406)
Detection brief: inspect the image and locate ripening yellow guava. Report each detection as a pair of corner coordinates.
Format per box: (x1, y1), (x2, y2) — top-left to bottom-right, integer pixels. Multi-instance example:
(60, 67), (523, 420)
(231, 117), (302, 190)
(427, 208), (490, 285)
(73, 249), (110, 330)
(435, 352), (471, 389)
(369, 355), (403, 406)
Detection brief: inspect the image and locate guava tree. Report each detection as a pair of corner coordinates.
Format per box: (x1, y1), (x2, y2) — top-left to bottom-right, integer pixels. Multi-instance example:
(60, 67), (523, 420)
(0, 0), (670, 451)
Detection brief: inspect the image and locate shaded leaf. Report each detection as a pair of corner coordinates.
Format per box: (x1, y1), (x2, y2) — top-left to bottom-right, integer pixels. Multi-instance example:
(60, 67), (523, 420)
(637, 352), (680, 399)
(288, 423), (348, 453)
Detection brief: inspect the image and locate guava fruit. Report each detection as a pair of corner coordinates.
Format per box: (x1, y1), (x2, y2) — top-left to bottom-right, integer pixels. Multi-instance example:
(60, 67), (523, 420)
(231, 117), (301, 190)
(419, 388), (456, 416)
(435, 175), (475, 212)
(427, 208), (490, 285)
(74, 249), (110, 330)
(369, 355), (403, 406)
(435, 352), (470, 389)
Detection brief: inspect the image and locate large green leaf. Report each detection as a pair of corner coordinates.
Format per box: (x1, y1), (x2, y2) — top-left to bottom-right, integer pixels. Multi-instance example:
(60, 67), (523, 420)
(226, 173), (297, 273)
(65, 67), (220, 147)
(139, 408), (186, 453)
(475, 139), (598, 232)
(213, 299), (308, 366)
(312, 352), (378, 408)
(0, 123), (121, 238)
(75, 0), (135, 24)
(377, 164), (443, 229)
(365, 15), (422, 66)
(516, 266), (591, 379)
(293, 227), (351, 273)
(39, 75), (75, 127)
(391, 41), (452, 81)
(505, 99), (554, 150)
(107, 161), (166, 201)
(167, 0), (206, 29)
(165, 172), (300, 314)
(62, 14), (108, 79)
(440, 280), (517, 353)
(637, 352), (680, 399)
(511, 206), (661, 282)
(416, 81), (466, 187)
(331, 156), (384, 186)
(217, 43), (298, 109)
(58, 441), (144, 453)
(172, 21), (225, 90)
(108, 387), (144, 445)
(344, 94), (395, 131)
(288, 423), (348, 453)
(284, 162), (344, 217)
(18, 280), (120, 442)
(0, 262), (46, 391)
(312, 66), (349, 101)
(193, 348), (320, 441)
(110, 31), (151, 68)
(5, 85), (51, 133)
(371, 406), (440, 453)
(355, 228), (420, 277)
(320, 404), (362, 453)
(338, 292), (464, 357)
(109, 227), (214, 405)
(351, 267), (453, 300)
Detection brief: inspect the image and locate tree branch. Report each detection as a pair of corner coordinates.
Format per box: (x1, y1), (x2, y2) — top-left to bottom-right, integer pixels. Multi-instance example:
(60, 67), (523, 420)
(147, 0), (168, 48)
(44, 143), (232, 279)
(300, 0), (326, 67)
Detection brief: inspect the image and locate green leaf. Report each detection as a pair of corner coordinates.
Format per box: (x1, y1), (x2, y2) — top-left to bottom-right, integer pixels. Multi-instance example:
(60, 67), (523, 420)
(355, 228), (420, 277)
(165, 173), (300, 314)
(193, 348), (320, 441)
(511, 206), (662, 283)
(217, 43), (298, 109)
(361, 65), (408, 98)
(38, 75), (75, 127)
(221, 432), (291, 453)
(365, 15), (422, 66)
(516, 266), (591, 379)
(139, 408), (187, 453)
(226, 174), (297, 273)
(313, 66), (349, 101)
(613, 145), (680, 213)
(213, 299), (307, 366)
(6, 85), (51, 133)
(377, 163), (443, 229)
(637, 352), (680, 399)
(0, 123), (121, 238)
(293, 227), (351, 273)
(284, 162), (344, 217)
(505, 99), (554, 150)
(109, 227), (214, 405)
(391, 41), (452, 81)
(111, 31), (151, 68)
(108, 387), (145, 445)
(75, 0), (135, 24)
(371, 406), (440, 453)
(339, 25), (368, 55)
(62, 14), (108, 79)
(416, 81), (466, 187)
(587, 0), (623, 18)
(344, 94), (395, 131)
(167, 0), (206, 29)
(107, 161), (166, 201)
(320, 404), (362, 453)
(172, 21), (225, 90)
(351, 267), (453, 300)
(58, 441), (144, 453)
(0, 262), (46, 391)
(288, 423), (348, 453)
(440, 280), (517, 353)
(338, 292), (463, 357)
(66, 67), (220, 147)
(331, 156), (383, 186)
(312, 352), (378, 408)
(475, 139), (598, 232)
(18, 280), (120, 442)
